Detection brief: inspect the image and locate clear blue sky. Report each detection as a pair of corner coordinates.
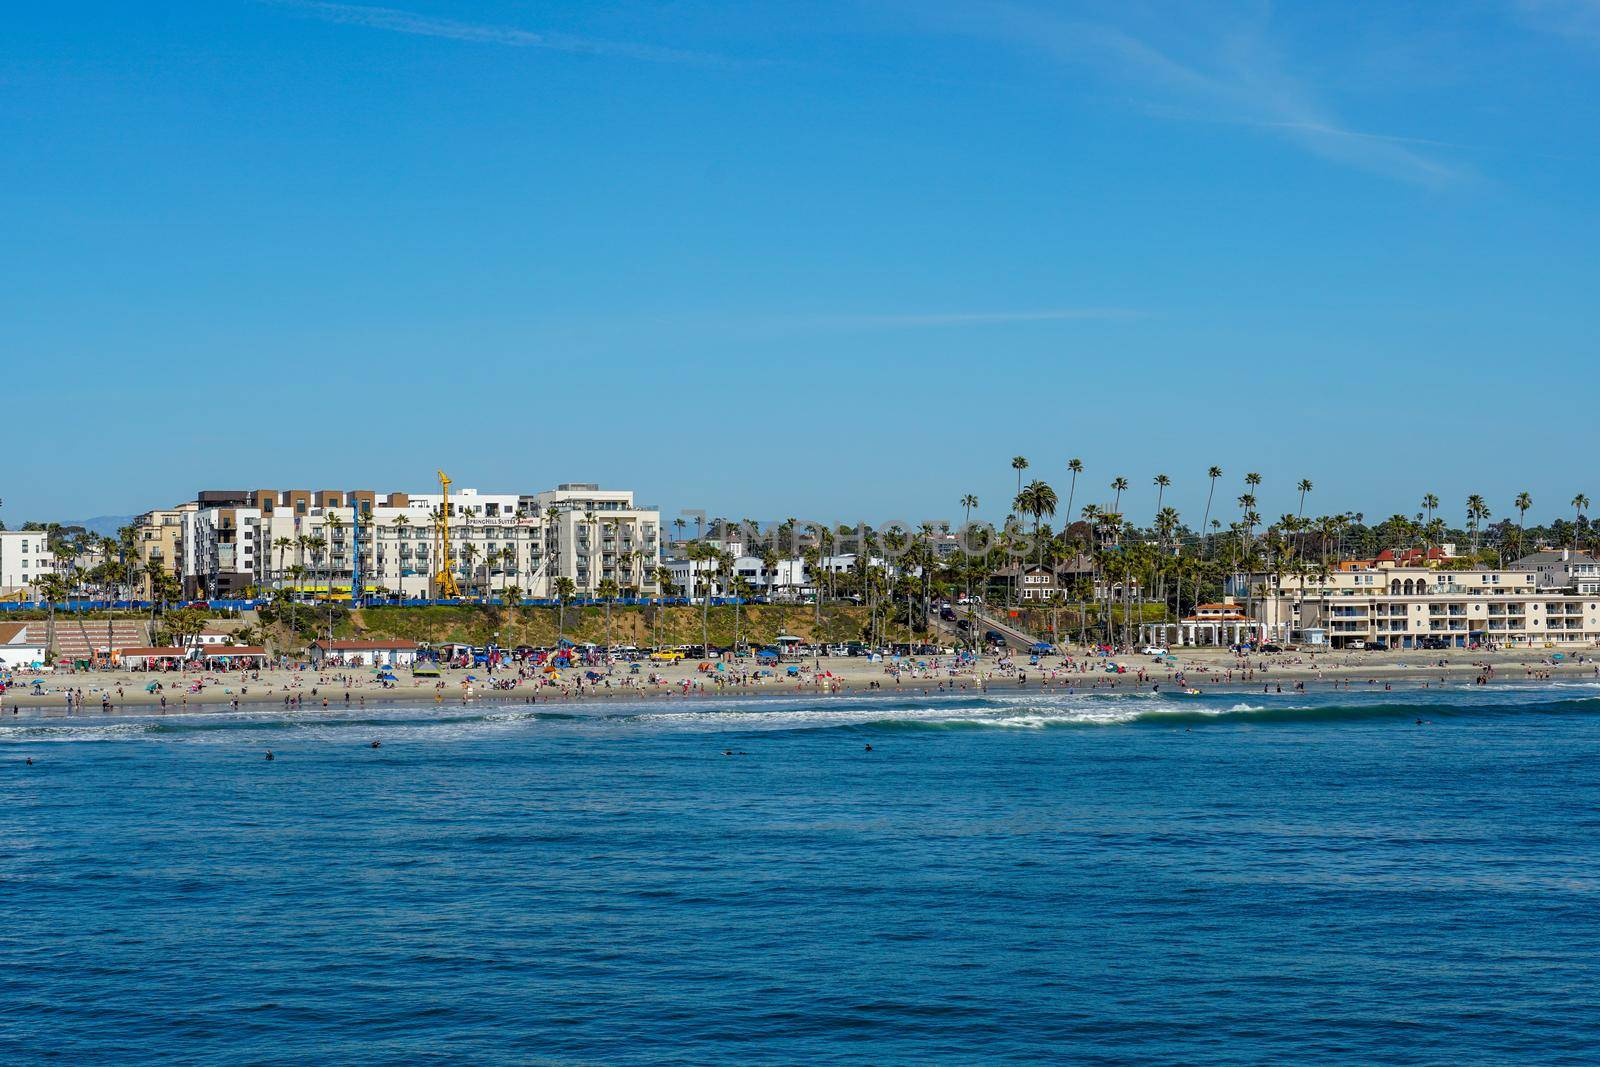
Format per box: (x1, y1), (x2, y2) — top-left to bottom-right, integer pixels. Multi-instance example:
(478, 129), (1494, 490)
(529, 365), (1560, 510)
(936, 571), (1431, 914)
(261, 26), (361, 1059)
(5, 1), (1598, 531)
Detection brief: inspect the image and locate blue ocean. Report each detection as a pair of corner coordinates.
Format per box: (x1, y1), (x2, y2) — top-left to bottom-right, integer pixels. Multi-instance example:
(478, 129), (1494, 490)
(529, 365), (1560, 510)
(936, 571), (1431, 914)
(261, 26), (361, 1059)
(3, 684), (1598, 1064)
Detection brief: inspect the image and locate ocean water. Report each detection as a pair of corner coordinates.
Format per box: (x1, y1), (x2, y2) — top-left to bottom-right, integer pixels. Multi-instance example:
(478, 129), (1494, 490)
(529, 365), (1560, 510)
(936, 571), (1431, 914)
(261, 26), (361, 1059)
(3, 684), (1599, 1065)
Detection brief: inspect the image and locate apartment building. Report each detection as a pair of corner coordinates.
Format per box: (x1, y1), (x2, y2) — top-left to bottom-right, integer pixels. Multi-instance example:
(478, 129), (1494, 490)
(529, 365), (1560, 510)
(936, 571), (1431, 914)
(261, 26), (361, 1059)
(1240, 565), (1600, 648)
(0, 530), (54, 595)
(176, 483), (659, 599)
(132, 506), (191, 596)
(520, 484), (660, 596)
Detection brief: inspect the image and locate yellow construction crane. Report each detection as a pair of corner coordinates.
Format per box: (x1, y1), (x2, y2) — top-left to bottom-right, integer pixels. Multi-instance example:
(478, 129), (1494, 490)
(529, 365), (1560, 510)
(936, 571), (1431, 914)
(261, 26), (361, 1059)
(433, 469), (462, 599)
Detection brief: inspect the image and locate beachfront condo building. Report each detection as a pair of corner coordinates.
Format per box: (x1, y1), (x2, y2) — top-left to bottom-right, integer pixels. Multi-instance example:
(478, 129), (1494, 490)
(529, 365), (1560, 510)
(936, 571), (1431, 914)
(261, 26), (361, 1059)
(172, 483), (660, 600)
(0, 530), (55, 598)
(1201, 563), (1600, 649)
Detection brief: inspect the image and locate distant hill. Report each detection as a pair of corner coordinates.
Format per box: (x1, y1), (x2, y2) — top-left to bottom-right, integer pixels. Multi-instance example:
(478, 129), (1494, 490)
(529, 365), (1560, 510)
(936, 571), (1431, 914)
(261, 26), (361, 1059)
(53, 515), (138, 538)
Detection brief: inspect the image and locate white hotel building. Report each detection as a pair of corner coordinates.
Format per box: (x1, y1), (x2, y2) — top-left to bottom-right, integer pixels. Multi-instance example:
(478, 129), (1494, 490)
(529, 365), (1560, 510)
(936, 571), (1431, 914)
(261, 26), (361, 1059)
(174, 483), (660, 599)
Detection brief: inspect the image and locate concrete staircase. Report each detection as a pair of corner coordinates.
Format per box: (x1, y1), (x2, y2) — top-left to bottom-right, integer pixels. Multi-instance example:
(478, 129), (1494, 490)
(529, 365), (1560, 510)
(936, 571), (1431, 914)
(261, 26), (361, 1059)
(50, 617), (152, 662)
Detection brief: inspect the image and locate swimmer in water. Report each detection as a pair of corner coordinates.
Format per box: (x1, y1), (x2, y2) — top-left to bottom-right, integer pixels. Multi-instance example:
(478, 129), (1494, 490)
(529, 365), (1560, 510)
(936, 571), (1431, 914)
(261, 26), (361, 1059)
(370, 741), (381, 749)
(265, 750), (275, 761)
(864, 744), (873, 752)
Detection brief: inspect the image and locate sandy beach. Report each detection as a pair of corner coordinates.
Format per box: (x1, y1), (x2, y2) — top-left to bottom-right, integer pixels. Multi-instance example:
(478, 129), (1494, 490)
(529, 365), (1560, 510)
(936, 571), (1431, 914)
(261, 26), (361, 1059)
(6, 645), (1598, 716)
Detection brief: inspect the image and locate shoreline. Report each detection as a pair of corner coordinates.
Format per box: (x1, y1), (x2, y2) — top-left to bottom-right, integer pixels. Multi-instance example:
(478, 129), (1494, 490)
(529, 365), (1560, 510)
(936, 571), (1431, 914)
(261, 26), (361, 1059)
(4, 646), (1598, 719)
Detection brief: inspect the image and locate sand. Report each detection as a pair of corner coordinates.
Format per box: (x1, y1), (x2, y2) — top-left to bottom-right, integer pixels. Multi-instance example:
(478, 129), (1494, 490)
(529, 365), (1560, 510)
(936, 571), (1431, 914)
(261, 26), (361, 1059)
(4, 645), (1597, 716)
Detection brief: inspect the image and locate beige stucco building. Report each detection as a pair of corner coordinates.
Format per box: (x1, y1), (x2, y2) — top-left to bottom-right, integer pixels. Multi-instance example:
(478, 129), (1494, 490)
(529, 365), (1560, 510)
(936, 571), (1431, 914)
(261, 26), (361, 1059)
(1238, 565), (1600, 648)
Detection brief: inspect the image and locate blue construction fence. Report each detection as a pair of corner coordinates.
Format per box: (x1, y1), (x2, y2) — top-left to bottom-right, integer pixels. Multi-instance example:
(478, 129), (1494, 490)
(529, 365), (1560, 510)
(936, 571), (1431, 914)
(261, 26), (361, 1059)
(0, 596), (714, 612)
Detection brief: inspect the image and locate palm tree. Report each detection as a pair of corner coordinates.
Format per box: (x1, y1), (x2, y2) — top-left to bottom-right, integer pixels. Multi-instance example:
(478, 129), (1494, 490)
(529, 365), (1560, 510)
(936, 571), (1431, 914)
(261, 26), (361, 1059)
(1064, 458), (1084, 533)
(1016, 479), (1058, 569)
(1296, 479), (1313, 519)
(553, 576), (576, 644)
(1201, 466), (1223, 557)
(959, 494), (979, 602)
(1110, 477), (1128, 515)
(1153, 473), (1170, 518)
(597, 578), (619, 650)
(1421, 493), (1439, 538)
(1572, 494), (1590, 549)
(273, 537), (292, 591)
(1011, 456), (1029, 504)
(1514, 492), (1533, 557)
(1466, 495), (1490, 556)
(461, 544), (480, 598)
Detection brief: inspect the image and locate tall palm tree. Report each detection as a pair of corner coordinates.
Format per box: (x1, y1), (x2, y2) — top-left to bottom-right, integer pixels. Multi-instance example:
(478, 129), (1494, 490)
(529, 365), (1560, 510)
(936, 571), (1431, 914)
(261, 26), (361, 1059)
(461, 544), (480, 598)
(553, 576), (576, 645)
(1244, 473), (1262, 520)
(1296, 479), (1313, 519)
(1201, 466), (1223, 557)
(1063, 458), (1084, 522)
(273, 537), (292, 591)
(500, 546), (516, 597)
(1572, 494), (1590, 549)
(1466, 495), (1490, 556)
(1421, 493), (1439, 535)
(307, 535), (328, 599)
(1011, 456), (1029, 503)
(1110, 477), (1128, 515)
(597, 578), (619, 650)
(1514, 492), (1533, 557)
(1153, 474), (1170, 519)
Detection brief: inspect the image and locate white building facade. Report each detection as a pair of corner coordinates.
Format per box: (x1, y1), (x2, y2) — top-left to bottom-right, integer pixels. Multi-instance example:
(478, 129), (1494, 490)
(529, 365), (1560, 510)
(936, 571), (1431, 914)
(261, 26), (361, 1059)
(177, 483), (660, 600)
(0, 531), (54, 595)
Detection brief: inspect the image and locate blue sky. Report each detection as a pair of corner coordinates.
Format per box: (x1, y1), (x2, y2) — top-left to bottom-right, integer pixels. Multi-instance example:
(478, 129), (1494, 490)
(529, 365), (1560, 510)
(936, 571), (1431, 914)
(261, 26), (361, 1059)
(5, 1), (1599, 531)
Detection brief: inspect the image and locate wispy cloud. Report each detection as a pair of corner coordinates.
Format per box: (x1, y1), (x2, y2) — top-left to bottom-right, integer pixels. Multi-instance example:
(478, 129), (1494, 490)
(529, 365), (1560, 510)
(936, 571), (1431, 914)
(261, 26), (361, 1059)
(259, 0), (731, 65)
(786, 308), (1143, 329)
(920, 2), (1467, 187)
(1515, 0), (1600, 43)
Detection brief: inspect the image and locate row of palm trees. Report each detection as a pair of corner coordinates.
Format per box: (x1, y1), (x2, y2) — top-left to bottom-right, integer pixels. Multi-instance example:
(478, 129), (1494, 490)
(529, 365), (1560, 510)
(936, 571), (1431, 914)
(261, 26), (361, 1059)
(963, 460), (1600, 644)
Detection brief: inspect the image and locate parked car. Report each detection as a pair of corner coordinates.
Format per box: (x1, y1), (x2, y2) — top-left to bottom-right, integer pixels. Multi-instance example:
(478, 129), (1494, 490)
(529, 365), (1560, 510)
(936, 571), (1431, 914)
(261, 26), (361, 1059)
(983, 630), (1006, 645)
(1140, 645), (1169, 656)
(1258, 644), (1285, 653)
(648, 650), (685, 663)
